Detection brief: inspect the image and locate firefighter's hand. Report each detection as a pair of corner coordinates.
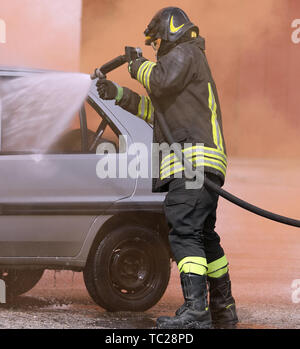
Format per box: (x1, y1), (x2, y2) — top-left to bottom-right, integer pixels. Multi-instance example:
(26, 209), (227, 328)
(96, 77), (118, 100)
(128, 58), (148, 79)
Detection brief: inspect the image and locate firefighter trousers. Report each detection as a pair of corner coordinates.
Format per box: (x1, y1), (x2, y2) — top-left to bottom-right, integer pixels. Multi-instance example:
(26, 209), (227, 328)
(163, 175), (228, 277)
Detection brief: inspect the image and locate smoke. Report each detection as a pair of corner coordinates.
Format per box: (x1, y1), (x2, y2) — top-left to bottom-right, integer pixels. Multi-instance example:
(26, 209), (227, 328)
(80, 0), (300, 158)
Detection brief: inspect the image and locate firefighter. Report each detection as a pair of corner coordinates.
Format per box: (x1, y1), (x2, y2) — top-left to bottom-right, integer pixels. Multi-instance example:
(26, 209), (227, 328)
(96, 7), (238, 329)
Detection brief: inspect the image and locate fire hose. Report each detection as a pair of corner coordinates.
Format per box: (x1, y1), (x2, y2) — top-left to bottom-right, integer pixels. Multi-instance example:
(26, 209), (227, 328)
(91, 47), (300, 228)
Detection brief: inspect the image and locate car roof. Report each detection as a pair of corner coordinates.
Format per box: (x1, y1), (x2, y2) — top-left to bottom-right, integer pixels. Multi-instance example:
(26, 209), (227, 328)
(0, 66), (63, 76)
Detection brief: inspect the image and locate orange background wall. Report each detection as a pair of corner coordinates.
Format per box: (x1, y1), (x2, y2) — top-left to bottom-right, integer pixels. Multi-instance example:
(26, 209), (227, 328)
(81, 0), (300, 158)
(0, 0), (82, 71)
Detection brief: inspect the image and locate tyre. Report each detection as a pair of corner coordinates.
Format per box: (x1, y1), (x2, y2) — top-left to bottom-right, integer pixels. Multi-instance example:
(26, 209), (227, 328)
(0, 269), (44, 297)
(83, 226), (171, 311)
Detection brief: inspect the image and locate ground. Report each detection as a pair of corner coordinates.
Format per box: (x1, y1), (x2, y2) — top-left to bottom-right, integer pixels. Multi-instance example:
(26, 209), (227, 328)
(0, 159), (299, 329)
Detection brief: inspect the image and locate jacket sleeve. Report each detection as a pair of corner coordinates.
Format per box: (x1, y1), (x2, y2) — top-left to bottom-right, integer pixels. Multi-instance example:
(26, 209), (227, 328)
(115, 87), (154, 125)
(136, 45), (195, 98)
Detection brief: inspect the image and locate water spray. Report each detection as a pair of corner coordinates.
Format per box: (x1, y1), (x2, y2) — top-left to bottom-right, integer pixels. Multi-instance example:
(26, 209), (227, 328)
(0, 72), (91, 152)
(92, 47), (300, 228)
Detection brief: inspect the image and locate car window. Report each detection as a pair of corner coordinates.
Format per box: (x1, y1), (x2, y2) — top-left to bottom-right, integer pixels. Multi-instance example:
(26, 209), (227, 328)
(0, 110), (82, 155)
(0, 74), (83, 155)
(84, 98), (121, 153)
(46, 112), (82, 154)
(0, 74), (121, 155)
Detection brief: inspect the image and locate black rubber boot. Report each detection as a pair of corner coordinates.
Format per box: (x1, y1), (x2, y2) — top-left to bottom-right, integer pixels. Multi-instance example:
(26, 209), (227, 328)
(156, 273), (213, 329)
(208, 272), (238, 329)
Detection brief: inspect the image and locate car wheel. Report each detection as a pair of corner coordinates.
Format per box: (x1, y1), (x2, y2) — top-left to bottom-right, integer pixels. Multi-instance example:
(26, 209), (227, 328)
(83, 226), (171, 311)
(0, 269), (44, 297)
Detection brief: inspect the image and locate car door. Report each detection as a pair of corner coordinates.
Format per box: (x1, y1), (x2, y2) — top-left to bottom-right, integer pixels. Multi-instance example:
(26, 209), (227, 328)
(0, 77), (136, 258)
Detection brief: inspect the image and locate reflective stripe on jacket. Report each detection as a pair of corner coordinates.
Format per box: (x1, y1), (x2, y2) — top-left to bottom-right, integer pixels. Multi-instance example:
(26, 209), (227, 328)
(116, 36), (227, 192)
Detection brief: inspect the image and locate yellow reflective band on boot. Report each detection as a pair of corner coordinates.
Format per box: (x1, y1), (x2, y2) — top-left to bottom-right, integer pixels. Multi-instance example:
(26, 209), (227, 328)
(178, 256), (208, 275)
(207, 256), (229, 278)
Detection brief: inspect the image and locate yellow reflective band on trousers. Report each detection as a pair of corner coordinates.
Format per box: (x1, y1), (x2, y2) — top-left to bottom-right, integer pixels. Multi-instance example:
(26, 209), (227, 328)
(207, 256), (228, 278)
(159, 145), (227, 180)
(208, 82), (224, 153)
(178, 256), (208, 275)
(137, 96), (154, 123)
(137, 61), (156, 92)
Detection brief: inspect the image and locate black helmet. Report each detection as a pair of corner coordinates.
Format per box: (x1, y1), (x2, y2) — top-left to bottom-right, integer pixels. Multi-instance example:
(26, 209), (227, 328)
(144, 7), (199, 45)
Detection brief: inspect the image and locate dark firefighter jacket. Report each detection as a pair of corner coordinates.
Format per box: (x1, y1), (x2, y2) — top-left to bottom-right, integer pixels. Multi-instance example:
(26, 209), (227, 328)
(116, 36), (227, 192)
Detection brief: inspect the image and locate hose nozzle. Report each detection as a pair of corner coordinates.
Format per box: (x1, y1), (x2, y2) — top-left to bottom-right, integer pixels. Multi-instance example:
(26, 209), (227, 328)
(90, 68), (105, 80)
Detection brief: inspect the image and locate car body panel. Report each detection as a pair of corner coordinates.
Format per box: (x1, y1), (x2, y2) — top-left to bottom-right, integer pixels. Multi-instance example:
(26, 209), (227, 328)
(0, 66), (166, 268)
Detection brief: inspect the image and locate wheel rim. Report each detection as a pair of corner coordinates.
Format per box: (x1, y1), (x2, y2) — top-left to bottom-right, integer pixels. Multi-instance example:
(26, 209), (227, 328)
(108, 237), (157, 299)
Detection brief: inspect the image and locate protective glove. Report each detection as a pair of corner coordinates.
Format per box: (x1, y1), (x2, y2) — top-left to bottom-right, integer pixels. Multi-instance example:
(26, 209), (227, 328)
(96, 77), (119, 100)
(128, 57), (148, 79)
